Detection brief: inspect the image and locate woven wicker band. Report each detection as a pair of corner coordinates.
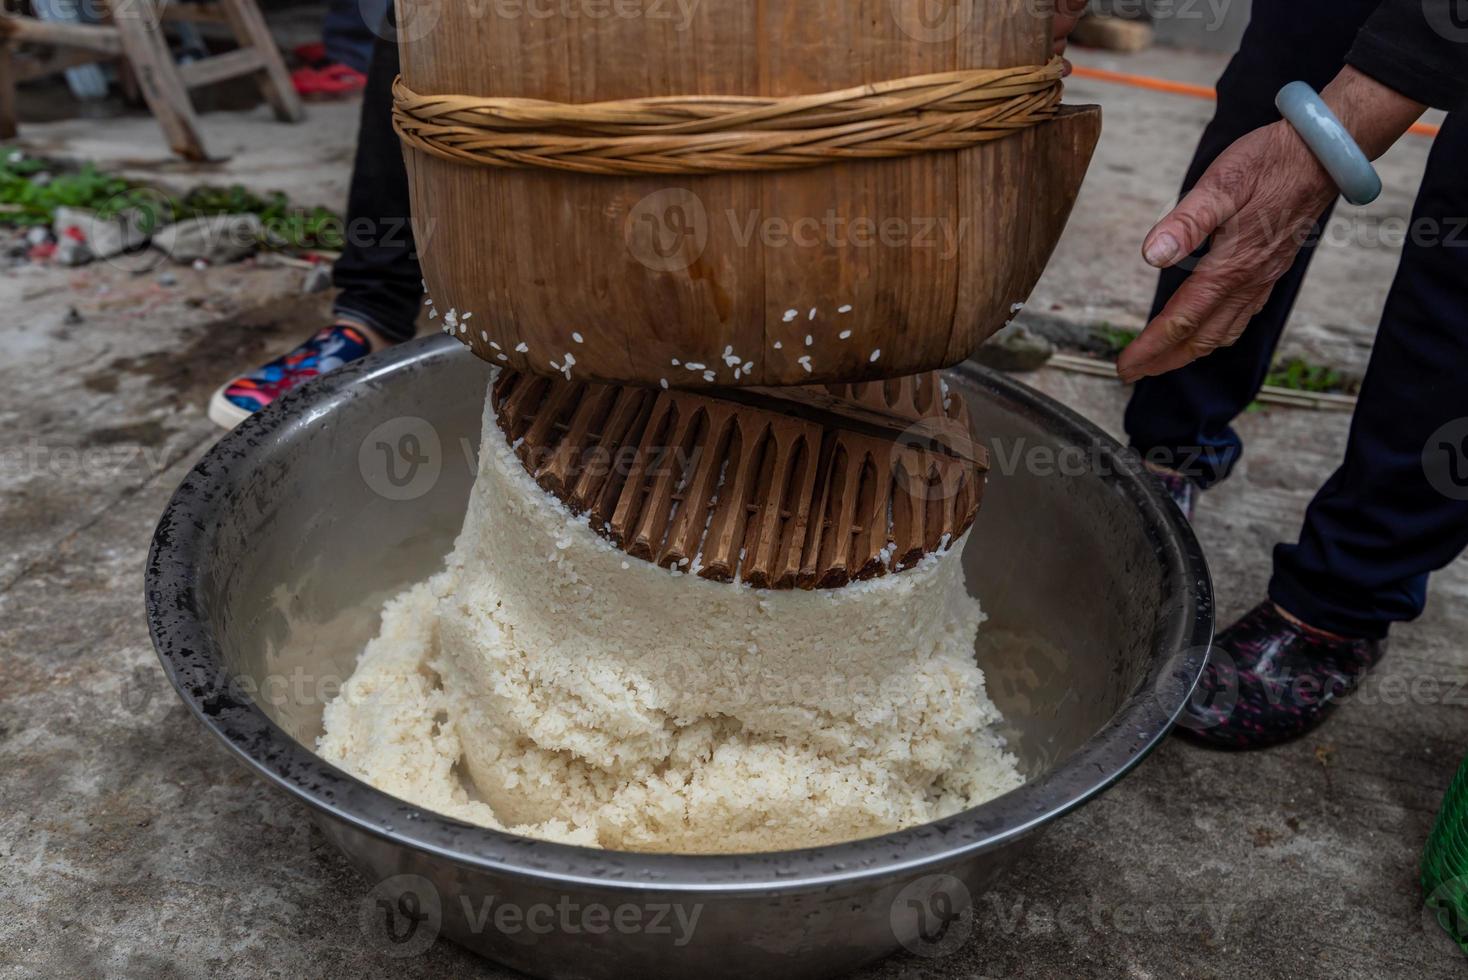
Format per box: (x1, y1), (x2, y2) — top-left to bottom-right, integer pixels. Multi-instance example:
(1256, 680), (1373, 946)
(391, 58), (1065, 176)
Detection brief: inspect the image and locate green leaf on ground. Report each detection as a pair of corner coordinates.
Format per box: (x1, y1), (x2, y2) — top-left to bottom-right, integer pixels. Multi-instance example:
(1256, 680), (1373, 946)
(0, 152), (343, 250)
(1264, 357), (1359, 395)
(1093, 324), (1139, 358)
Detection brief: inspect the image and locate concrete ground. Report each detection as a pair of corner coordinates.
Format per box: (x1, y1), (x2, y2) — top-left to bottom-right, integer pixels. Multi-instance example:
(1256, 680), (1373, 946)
(3, 40), (1467, 979)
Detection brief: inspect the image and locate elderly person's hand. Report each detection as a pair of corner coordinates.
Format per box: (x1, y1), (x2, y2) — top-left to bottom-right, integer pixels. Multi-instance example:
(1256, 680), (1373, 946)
(1118, 66), (1426, 383)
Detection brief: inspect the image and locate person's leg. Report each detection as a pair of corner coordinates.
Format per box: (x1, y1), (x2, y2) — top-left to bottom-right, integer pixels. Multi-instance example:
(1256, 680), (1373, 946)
(321, 0), (386, 75)
(1124, 0), (1375, 488)
(329, 17), (423, 345)
(1271, 108), (1468, 639)
(210, 25), (421, 429)
(1180, 110), (1468, 750)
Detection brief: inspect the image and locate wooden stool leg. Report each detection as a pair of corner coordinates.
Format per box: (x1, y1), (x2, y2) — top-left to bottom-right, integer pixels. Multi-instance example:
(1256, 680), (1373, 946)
(0, 44), (17, 140)
(117, 57), (142, 107)
(215, 0), (303, 123)
(111, 4), (208, 160)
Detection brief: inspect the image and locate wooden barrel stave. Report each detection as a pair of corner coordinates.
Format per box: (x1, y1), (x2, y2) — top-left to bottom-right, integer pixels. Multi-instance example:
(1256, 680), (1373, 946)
(399, 0), (1100, 388)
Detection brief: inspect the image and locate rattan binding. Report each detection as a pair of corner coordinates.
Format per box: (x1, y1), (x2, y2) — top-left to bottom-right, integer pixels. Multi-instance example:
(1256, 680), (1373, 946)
(393, 59), (1064, 175)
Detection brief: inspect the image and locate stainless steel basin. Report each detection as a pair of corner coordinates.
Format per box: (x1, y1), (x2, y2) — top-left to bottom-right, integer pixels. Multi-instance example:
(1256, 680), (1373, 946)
(145, 336), (1211, 979)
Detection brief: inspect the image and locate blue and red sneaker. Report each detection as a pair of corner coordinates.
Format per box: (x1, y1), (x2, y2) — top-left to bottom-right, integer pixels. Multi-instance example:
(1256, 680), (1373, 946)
(1144, 462), (1199, 522)
(208, 323), (372, 429)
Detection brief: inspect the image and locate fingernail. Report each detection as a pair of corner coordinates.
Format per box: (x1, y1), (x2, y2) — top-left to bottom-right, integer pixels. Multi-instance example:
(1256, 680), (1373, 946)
(1144, 233), (1180, 268)
(1116, 353), (1149, 385)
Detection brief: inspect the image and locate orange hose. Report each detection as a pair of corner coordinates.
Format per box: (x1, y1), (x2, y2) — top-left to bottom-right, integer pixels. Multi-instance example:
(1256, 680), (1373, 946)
(1069, 64), (1215, 100)
(1068, 62), (1441, 139)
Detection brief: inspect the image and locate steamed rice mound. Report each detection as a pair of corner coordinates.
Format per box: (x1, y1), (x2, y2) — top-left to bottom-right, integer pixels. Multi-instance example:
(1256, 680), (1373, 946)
(317, 384), (1023, 853)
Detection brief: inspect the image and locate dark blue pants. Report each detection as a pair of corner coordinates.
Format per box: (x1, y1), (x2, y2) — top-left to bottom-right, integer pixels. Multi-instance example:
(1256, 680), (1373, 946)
(322, 0), (391, 75)
(1125, 1), (1468, 639)
(331, 15), (424, 344)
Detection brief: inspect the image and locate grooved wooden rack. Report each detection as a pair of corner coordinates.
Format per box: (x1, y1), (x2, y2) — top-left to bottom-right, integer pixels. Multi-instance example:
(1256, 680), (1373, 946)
(491, 369), (987, 590)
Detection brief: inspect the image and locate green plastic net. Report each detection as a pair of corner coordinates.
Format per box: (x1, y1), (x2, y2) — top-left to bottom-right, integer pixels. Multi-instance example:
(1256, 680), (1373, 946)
(1423, 755), (1468, 955)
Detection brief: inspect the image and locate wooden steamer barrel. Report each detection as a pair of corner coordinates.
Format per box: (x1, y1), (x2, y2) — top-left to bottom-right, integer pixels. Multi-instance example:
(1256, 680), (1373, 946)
(394, 0), (1101, 388)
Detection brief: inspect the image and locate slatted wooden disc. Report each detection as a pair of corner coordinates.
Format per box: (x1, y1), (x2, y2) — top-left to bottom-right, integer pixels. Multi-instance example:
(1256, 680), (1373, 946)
(491, 369), (987, 590)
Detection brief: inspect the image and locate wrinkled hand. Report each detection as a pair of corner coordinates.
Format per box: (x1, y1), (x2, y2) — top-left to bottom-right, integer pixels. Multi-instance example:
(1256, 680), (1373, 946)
(1053, 0), (1088, 62)
(1116, 121), (1337, 383)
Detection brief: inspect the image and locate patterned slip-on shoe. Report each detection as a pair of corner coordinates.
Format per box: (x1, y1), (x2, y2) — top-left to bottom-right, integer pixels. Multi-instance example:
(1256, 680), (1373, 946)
(208, 323), (372, 430)
(1175, 600), (1385, 750)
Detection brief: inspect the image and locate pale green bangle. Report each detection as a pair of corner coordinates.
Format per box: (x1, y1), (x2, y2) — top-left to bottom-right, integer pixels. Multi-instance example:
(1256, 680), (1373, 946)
(1275, 81), (1382, 206)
